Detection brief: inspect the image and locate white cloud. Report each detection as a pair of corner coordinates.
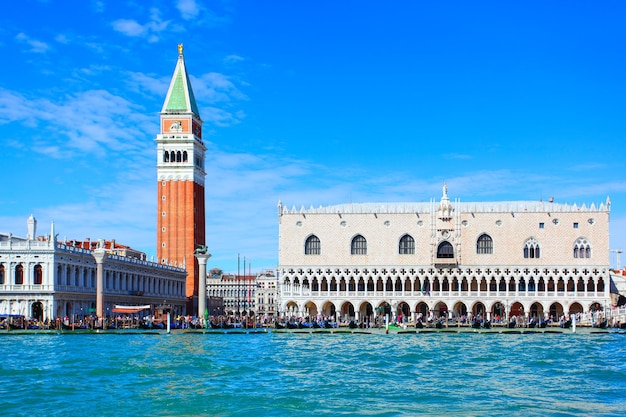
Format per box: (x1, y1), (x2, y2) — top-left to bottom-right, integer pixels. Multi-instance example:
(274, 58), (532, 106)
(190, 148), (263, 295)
(192, 72), (248, 103)
(126, 71), (170, 97)
(177, 0), (200, 20)
(224, 54), (245, 64)
(0, 88), (153, 158)
(49, 31), (108, 55)
(112, 19), (147, 37)
(111, 9), (172, 42)
(54, 34), (69, 44)
(92, 1), (105, 13)
(15, 32), (49, 53)
(0, 89), (37, 124)
(202, 107), (245, 127)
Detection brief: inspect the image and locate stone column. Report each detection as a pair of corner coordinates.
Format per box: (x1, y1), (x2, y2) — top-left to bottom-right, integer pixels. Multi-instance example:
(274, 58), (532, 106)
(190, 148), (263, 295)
(93, 248), (108, 320)
(194, 252), (211, 322)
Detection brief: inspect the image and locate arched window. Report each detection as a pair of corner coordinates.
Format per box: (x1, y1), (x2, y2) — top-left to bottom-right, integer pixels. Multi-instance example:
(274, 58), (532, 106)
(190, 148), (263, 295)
(437, 241), (454, 258)
(164, 151), (170, 162)
(176, 151), (182, 162)
(399, 234), (415, 255)
(0, 264), (4, 284)
(524, 238), (541, 259)
(183, 151), (188, 162)
(305, 235), (321, 255)
(351, 235), (367, 255)
(476, 234), (493, 254)
(34, 265), (43, 285)
(573, 237), (591, 259)
(15, 264), (24, 285)
(170, 151), (175, 162)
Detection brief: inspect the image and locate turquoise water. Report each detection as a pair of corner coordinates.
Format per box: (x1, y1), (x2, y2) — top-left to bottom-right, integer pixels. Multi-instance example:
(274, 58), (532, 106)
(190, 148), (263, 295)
(1, 332), (625, 416)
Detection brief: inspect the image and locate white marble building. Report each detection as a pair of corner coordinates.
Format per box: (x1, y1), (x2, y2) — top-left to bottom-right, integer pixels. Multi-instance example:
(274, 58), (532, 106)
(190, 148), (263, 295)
(255, 270), (278, 317)
(0, 216), (187, 321)
(277, 185), (612, 323)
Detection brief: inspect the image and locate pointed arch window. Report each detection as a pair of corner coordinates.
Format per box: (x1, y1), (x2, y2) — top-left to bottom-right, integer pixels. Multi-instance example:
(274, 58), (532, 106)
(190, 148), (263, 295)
(351, 235), (367, 255)
(399, 234), (415, 255)
(524, 238), (541, 259)
(163, 151), (170, 162)
(437, 241), (454, 258)
(305, 235), (321, 255)
(183, 151), (188, 162)
(476, 234), (493, 254)
(573, 238), (591, 259)
(0, 264), (4, 285)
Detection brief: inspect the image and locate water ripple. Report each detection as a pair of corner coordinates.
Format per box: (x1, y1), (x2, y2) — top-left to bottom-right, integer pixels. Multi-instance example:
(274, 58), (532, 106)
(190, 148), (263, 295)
(0, 332), (625, 416)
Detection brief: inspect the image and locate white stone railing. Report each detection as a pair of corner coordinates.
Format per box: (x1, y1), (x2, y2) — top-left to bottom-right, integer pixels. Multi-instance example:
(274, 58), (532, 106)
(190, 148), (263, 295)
(1, 284), (55, 292)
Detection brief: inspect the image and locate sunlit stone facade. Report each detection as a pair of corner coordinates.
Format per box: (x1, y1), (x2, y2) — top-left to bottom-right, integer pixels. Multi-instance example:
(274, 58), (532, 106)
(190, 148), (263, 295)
(0, 216), (187, 321)
(277, 185), (612, 323)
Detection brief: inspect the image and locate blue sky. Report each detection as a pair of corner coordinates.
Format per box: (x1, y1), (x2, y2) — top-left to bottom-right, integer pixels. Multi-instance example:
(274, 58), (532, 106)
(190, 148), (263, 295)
(1, 1), (625, 273)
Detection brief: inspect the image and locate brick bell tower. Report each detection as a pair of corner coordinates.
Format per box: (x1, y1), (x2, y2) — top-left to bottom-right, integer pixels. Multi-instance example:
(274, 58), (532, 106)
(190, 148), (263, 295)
(156, 44), (206, 313)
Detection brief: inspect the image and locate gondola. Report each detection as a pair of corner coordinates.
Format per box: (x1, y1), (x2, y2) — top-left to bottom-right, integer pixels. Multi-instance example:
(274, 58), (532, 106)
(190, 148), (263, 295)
(415, 321), (423, 329)
(482, 321), (491, 329)
(61, 323), (86, 330)
(274, 322), (286, 329)
(560, 319), (572, 329)
(210, 321), (233, 329)
(471, 321), (481, 329)
(286, 322), (299, 329)
(593, 319), (608, 329)
(507, 321), (516, 329)
(348, 321), (358, 329)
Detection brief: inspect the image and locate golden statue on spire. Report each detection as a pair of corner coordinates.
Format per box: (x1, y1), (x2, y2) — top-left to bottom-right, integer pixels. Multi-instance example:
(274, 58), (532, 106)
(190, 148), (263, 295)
(178, 43), (184, 55)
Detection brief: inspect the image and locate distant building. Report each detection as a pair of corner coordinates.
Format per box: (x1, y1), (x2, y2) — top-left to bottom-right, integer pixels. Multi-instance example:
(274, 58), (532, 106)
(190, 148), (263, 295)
(277, 185), (613, 323)
(207, 268), (256, 316)
(255, 270), (278, 317)
(0, 216), (187, 321)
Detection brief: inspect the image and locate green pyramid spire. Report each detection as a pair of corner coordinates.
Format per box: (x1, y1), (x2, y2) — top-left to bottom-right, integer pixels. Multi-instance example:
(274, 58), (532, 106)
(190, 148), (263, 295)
(162, 44), (200, 116)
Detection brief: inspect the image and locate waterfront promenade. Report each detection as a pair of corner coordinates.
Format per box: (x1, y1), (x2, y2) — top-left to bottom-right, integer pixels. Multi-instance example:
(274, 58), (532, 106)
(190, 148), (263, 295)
(0, 322), (622, 336)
